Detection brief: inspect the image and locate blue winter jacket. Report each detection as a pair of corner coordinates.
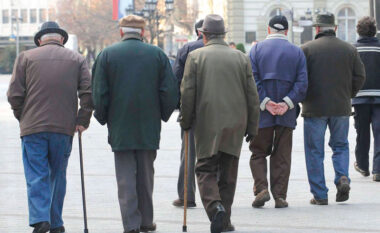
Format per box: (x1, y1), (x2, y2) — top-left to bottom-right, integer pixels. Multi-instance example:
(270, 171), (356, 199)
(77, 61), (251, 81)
(249, 34), (308, 129)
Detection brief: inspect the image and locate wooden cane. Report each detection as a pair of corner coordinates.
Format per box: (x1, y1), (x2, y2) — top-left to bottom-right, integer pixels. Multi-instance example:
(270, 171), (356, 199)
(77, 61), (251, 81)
(182, 131), (189, 232)
(78, 131), (89, 233)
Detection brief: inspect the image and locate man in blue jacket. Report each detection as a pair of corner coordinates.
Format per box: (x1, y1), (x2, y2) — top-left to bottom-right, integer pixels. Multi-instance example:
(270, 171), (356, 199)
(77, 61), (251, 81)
(172, 19), (204, 208)
(249, 15), (308, 208)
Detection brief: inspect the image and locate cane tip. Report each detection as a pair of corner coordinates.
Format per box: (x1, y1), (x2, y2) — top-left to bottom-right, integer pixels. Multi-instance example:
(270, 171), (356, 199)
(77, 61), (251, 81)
(183, 225), (187, 232)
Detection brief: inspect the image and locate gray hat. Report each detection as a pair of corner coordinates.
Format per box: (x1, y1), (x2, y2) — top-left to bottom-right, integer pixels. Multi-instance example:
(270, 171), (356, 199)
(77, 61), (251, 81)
(313, 12), (336, 27)
(198, 14), (227, 34)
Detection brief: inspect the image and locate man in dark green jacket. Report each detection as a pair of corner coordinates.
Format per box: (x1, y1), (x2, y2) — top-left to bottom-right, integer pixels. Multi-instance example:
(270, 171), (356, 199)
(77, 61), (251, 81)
(301, 12), (365, 206)
(92, 15), (178, 233)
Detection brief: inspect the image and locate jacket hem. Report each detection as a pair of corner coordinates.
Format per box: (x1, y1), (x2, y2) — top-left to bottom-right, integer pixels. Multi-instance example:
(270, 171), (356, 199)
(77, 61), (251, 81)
(21, 127), (75, 137)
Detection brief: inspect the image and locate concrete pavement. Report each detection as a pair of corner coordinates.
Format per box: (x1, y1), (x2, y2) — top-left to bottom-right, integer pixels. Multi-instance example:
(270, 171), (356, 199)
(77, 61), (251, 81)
(0, 75), (379, 233)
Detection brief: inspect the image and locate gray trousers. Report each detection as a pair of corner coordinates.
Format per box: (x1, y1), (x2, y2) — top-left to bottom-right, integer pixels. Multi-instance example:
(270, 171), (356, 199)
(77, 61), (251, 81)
(114, 150), (156, 232)
(177, 128), (196, 202)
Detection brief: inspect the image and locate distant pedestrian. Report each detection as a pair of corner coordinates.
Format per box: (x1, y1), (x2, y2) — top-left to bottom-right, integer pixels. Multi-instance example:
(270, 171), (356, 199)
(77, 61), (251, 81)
(249, 15), (308, 209)
(7, 22), (93, 233)
(172, 19), (204, 208)
(229, 42), (236, 49)
(353, 16), (380, 182)
(91, 15), (178, 233)
(180, 14), (260, 233)
(236, 43), (246, 53)
(301, 13), (366, 205)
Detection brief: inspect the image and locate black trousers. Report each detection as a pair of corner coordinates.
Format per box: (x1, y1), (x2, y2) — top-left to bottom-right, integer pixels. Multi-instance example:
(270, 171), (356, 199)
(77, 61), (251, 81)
(354, 104), (380, 174)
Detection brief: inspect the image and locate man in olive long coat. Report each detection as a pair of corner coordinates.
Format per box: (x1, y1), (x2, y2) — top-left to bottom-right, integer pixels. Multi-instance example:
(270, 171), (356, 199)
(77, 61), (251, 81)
(92, 15), (178, 233)
(180, 14), (260, 233)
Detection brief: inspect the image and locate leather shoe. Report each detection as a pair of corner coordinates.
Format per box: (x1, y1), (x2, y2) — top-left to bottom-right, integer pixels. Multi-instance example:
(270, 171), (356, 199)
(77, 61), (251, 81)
(310, 198), (328, 205)
(354, 162), (370, 177)
(275, 198), (288, 208)
(32, 222), (50, 233)
(374, 174), (380, 182)
(50, 226), (65, 233)
(140, 223), (156, 232)
(222, 223), (235, 232)
(210, 202), (226, 233)
(336, 176), (350, 202)
(172, 199), (196, 208)
(125, 230), (139, 233)
(252, 189), (270, 208)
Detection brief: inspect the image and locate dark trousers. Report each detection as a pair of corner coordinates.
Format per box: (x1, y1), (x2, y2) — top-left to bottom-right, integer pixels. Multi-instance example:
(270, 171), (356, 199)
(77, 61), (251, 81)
(249, 126), (293, 199)
(354, 104), (380, 174)
(195, 152), (239, 226)
(177, 128), (196, 202)
(114, 150), (156, 232)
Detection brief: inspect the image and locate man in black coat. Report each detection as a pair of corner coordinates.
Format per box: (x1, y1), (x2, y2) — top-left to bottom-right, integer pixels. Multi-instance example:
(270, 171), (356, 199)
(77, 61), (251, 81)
(172, 19), (204, 208)
(353, 16), (380, 182)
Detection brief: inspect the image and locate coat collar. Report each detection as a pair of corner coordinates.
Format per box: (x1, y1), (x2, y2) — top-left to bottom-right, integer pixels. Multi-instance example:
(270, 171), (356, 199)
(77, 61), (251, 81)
(266, 33), (288, 41)
(315, 30), (336, 40)
(40, 41), (64, 47)
(357, 36), (379, 43)
(122, 33), (143, 41)
(205, 38), (228, 47)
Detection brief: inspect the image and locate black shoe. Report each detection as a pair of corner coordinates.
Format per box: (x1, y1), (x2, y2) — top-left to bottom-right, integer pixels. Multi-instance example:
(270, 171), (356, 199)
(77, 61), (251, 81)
(50, 226), (65, 233)
(252, 189), (270, 208)
(140, 223), (156, 232)
(172, 199), (196, 208)
(354, 162), (370, 177)
(125, 230), (140, 233)
(222, 223), (235, 232)
(373, 174), (380, 182)
(32, 222), (50, 233)
(275, 198), (288, 208)
(336, 176), (351, 202)
(210, 202), (226, 233)
(310, 198), (328, 205)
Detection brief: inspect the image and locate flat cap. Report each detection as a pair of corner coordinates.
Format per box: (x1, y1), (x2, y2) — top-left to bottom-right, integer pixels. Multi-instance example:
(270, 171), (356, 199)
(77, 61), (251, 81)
(119, 15), (146, 29)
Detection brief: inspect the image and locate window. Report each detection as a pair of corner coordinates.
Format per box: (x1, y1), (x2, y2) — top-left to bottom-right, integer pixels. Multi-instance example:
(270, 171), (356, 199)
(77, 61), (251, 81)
(48, 8), (56, 21)
(39, 9), (47, 23)
(337, 7), (357, 43)
(11, 9), (18, 19)
(2, 10), (9, 24)
(20, 9), (27, 23)
(30, 9), (37, 23)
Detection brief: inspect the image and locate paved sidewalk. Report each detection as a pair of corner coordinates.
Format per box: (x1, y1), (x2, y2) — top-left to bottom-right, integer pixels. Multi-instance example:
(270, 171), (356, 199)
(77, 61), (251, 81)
(0, 75), (379, 233)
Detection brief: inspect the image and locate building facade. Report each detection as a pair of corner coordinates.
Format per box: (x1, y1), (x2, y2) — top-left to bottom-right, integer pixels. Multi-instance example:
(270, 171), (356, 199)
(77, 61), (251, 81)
(0, 0), (57, 49)
(226, 0), (370, 49)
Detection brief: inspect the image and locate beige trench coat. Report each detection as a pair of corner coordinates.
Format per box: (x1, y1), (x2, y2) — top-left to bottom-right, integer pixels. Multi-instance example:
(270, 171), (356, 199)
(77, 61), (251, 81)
(180, 38), (260, 159)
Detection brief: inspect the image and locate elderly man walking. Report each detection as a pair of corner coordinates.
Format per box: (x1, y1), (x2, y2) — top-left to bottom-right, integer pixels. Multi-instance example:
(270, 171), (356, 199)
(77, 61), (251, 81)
(92, 15), (178, 233)
(181, 14), (260, 233)
(249, 15), (308, 209)
(353, 17), (380, 182)
(301, 13), (365, 205)
(7, 22), (93, 233)
(172, 19), (204, 208)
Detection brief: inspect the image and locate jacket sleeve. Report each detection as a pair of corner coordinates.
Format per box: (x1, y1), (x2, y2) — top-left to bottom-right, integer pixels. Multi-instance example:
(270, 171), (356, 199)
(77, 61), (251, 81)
(351, 49), (366, 97)
(77, 59), (94, 128)
(180, 54), (196, 130)
(159, 52), (179, 122)
(283, 49), (308, 109)
(173, 46), (188, 108)
(7, 52), (26, 121)
(245, 59), (260, 137)
(249, 45), (269, 111)
(91, 51), (109, 125)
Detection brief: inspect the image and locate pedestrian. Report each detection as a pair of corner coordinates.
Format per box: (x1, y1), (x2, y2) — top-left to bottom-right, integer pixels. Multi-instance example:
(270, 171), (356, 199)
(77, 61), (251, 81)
(353, 16), (380, 182)
(91, 15), (178, 233)
(229, 42), (236, 49)
(301, 12), (366, 205)
(172, 19), (204, 208)
(249, 15), (308, 209)
(7, 22), (93, 233)
(180, 14), (260, 233)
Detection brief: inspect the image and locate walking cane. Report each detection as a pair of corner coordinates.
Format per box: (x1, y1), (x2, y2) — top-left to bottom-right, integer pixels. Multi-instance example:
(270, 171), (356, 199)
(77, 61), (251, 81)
(182, 130), (189, 232)
(78, 130), (89, 233)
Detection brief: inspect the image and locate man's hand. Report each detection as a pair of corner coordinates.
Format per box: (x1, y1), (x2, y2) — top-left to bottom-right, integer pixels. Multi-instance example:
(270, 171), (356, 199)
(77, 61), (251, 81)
(266, 101), (278, 116)
(76, 125), (87, 133)
(276, 102), (289, 116)
(246, 134), (255, 143)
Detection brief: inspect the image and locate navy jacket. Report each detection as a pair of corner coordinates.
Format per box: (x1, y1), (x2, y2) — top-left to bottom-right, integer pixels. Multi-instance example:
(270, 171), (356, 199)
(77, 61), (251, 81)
(173, 36), (204, 107)
(249, 34), (308, 129)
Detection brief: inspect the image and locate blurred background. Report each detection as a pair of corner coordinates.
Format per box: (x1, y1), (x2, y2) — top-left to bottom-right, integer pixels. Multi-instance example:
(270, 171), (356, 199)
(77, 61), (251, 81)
(0, 0), (380, 74)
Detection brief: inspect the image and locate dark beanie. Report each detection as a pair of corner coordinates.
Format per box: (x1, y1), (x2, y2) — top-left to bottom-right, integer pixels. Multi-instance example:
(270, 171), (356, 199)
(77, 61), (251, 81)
(195, 19), (204, 34)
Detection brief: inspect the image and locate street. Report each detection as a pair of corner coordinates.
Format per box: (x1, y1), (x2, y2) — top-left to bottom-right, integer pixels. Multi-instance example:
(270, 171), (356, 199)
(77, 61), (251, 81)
(0, 75), (379, 233)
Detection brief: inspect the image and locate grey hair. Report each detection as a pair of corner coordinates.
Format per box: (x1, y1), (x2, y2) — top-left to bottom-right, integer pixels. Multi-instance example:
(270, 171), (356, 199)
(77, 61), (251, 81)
(40, 33), (63, 41)
(319, 26), (336, 32)
(203, 33), (226, 40)
(269, 27), (286, 34)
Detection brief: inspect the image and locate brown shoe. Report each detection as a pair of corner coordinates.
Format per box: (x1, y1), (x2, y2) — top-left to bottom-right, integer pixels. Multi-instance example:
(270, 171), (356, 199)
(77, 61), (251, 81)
(140, 223), (156, 232)
(354, 162), (370, 177)
(310, 198), (328, 205)
(172, 199), (196, 208)
(222, 223), (235, 232)
(252, 189), (270, 208)
(336, 176), (350, 202)
(275, 198), (288, 208)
